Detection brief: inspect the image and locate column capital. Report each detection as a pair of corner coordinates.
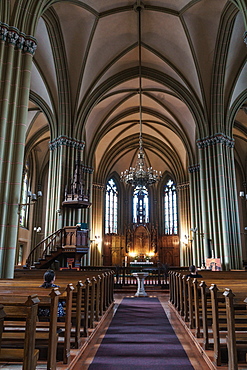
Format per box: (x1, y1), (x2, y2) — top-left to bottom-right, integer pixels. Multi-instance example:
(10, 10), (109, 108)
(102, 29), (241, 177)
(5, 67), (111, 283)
(188, 164), (200, 173)
(82, 165), (94, 174)
(0, 22), (37, 55)
(93, 183), (105, 191)
(49, 135), (85, 150)
(196, 133), (234, 149)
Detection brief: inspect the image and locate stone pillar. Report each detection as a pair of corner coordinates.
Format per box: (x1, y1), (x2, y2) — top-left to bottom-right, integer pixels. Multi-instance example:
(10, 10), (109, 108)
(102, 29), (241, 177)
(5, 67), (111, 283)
(90, 183), (105, 266)
(197, 133), (242, 270)
(188, 164), (204, 267)
(80, 164), (94, 266)
(0, 23), (37, 278)
(177, 182), (190, 266)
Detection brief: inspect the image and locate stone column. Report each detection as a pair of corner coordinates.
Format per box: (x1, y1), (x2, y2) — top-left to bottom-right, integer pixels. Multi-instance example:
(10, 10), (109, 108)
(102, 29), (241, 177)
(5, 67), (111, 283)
(80, 164), (94, 266)
(177, 182), (190, 266)
(0, 23), (37, 278)
(188, 164), (204, 267)
(90, 183), (105, 266)
(197, 133), (242, 270)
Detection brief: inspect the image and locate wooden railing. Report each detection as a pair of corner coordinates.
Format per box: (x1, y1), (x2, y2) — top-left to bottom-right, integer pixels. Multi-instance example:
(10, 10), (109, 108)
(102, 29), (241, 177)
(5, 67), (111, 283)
(116, 266), (169, 287)
(81, 266), (169, 288)
(25, 228), (65, 268)
(25, 226), (89, 269)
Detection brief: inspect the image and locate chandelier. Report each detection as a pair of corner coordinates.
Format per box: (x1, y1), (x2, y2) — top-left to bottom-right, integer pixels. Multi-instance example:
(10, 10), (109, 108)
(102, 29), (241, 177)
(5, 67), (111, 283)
(120, 1), (162, 187)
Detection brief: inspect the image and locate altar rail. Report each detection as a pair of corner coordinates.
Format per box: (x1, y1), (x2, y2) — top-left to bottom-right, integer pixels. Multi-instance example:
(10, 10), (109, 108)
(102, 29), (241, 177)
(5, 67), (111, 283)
(81, 266), (188, 288)
(115, 266), (167, 287)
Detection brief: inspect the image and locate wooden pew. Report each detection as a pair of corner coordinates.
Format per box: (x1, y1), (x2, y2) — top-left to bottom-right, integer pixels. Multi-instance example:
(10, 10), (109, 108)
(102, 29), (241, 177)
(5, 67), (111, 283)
(59, 283), (74, 364)
(73, 280), (87, 348)
(223, 289), (247, 370)
(13, 268), (114, 313)
(193, 279), (247, 362)
(5, 284), (74, 366)
(0, 268), (115, 360)
(0, 295), (40, 370)
(0, 269), (114, 353)
(0, 304), (5, 345)
(0, 287), (61, 370)
(169, 270), (247, 368)
(0, 279), (89, 355)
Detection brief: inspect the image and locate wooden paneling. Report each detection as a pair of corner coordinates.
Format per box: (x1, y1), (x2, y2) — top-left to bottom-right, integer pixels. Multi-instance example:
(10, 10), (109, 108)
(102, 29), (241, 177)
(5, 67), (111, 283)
(104, 233), (180, 266)
(159, 235), (180, 266)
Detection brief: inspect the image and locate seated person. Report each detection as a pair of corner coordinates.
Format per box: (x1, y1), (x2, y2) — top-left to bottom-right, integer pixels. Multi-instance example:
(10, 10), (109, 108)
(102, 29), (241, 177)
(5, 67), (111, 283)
(38, 270), (65, 319)
(186, 265), (203, 278)
(39, 269), (58, 289)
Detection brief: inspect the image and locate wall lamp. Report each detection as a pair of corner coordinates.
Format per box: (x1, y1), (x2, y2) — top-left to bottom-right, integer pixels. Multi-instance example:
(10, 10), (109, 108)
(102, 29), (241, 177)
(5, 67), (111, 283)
(90, 236), (102, 244)
(18, 190), (42, 214)
(240, 191), (247, 201)
(34, 226), (42, 233)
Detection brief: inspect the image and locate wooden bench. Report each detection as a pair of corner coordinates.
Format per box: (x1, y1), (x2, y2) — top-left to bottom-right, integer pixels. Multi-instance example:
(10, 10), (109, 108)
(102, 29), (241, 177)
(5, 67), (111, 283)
(0, 295), (40, 370)
(169, 270), (247, 368)
(0, 287), (61, 370)
(0, 269), (115, 354)
(188, 278), (247, 366)
(0, 281), (83, 364)
(12, 268), (114, 313)
(23, 269), (114, 316)
(222, 288), (247, 370)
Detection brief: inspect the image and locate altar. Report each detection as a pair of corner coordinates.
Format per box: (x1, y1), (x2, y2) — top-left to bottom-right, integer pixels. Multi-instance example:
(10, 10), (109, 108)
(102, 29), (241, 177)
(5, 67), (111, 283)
(130, 261), (154, 267)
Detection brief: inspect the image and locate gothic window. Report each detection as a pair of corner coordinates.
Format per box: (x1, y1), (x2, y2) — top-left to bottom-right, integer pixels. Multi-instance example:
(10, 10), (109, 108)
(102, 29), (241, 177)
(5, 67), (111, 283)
(133, 185), (149, 224)
(164, 179), (178, 235)
(19, 161), (30, 228)
(105, 178), (118, 234)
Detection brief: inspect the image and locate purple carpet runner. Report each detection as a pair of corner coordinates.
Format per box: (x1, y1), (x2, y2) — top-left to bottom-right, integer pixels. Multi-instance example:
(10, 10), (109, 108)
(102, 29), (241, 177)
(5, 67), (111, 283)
(88, 297), (194, 369)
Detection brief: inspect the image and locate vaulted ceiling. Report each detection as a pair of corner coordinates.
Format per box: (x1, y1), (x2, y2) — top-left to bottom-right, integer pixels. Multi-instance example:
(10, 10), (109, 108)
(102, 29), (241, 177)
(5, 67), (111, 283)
(26, 0), (247, 185)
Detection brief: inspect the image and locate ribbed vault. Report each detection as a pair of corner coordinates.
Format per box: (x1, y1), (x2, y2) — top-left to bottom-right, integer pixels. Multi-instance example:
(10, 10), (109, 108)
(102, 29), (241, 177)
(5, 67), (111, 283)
(8, 0), (245, 190)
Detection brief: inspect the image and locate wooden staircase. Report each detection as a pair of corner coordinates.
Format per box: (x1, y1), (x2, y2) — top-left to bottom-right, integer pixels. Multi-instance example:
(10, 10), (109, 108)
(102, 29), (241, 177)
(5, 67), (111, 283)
(24, 226), (89, 269)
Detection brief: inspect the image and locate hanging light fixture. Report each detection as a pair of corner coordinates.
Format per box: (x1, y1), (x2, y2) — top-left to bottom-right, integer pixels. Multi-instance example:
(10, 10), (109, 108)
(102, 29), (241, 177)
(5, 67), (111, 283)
(120, 1), (162, 187)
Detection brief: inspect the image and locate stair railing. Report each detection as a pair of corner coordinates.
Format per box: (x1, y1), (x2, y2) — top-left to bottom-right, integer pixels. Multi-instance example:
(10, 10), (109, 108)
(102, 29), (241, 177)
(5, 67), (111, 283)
(25, 228), (64, 268)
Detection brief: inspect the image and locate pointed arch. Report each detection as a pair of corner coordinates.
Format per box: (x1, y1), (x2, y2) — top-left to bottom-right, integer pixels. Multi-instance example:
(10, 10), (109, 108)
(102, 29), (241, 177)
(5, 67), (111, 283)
(163, 175), (178, 235)
(105, 177), (119, 234)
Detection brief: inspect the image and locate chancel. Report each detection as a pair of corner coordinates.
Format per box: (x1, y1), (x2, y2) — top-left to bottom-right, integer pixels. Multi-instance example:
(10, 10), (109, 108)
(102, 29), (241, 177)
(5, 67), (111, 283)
(0, 0), (246, 369)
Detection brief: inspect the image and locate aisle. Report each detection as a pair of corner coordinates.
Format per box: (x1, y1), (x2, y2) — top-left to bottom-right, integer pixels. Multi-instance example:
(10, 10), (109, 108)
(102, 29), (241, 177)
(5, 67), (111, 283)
(88, 296), (194, 369)
(73, 293), (211, 370)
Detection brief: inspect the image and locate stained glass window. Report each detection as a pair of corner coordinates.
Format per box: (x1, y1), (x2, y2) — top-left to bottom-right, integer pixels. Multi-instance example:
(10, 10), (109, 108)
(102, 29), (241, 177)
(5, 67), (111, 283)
(105, 178), (118, 234)
(164, 179), (177, 234)
(133, 185), (149, 224)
